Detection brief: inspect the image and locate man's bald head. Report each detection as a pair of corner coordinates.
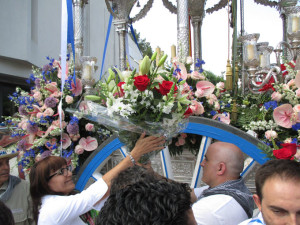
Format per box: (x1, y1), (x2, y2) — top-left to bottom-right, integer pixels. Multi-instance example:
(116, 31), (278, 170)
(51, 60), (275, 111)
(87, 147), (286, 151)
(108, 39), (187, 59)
(201, 142), (244, 187)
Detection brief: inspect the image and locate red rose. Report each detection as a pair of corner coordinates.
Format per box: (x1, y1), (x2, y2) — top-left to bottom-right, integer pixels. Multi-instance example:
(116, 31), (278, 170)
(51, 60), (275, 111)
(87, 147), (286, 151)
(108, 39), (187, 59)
(117, 82), (125, 96)
(273, 143), (297, 160)
(134, 75), (150, 91)
(157, 81), (178, 96)
(184, 107), (193, 118)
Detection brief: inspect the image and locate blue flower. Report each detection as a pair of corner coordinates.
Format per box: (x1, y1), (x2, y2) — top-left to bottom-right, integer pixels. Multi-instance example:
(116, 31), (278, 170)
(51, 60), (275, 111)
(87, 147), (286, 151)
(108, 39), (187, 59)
(210, 111), (217, 116)
(292, 123), (300, 131)
(264, 101), (277, 110)
(195, 59), (205, 68)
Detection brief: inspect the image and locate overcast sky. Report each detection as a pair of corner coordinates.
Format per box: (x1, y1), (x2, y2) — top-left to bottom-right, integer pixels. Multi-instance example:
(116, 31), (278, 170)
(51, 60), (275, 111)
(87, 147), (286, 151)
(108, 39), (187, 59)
(131, 0), (284, 76)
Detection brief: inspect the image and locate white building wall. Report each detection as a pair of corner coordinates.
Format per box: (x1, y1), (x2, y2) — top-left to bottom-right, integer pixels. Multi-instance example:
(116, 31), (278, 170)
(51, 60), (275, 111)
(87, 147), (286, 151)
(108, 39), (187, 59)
(0, 0), (142, 80)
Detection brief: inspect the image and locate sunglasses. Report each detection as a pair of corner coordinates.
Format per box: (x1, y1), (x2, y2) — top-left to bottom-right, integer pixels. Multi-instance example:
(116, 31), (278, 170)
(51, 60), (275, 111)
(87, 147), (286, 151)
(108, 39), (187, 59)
(48, 164), (72, 181)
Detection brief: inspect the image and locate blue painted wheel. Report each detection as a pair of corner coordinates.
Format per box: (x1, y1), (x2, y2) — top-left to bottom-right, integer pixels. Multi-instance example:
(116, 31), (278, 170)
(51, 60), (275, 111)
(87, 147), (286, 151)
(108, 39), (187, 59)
(75, 116), (268, 191)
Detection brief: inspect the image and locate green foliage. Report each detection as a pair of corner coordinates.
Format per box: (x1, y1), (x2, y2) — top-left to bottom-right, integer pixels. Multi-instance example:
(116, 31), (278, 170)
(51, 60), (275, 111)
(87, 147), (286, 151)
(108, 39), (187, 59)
(204, 70), (224, 85)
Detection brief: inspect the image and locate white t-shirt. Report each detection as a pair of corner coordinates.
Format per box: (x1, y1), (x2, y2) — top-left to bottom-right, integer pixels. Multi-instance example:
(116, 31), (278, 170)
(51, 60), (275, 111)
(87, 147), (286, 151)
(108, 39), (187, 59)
(192, 186), (249, 225)
(38, 178), (108, 225)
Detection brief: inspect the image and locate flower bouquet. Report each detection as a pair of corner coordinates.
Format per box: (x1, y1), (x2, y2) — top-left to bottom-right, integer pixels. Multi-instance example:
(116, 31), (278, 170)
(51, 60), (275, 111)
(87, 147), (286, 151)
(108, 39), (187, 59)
(3, 56), (111, 173)
(79, 53), (193, 161)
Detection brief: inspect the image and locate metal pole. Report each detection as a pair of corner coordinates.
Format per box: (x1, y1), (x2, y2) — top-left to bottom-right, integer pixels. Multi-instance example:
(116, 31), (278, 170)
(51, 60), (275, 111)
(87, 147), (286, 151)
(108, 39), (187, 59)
(177, 0), (190, 61)
(191, 16), (202, 70)
(73, 0), (86, 76)
(114, 20), (128, 71)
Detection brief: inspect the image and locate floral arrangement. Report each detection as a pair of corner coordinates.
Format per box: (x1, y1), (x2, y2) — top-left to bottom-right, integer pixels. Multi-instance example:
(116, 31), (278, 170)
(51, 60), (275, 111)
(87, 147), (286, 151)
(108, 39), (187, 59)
(82, 53), (194, 156)
(224, 60), (300, 161)
(3, 57), (111, 173)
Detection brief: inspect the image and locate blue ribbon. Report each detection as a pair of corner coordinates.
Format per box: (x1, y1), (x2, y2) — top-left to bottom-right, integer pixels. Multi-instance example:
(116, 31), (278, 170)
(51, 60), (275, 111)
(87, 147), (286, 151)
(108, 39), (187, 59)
(100, 13), (113, 80)
(66, 0), (76, 84)
(130, 24), (142, 55)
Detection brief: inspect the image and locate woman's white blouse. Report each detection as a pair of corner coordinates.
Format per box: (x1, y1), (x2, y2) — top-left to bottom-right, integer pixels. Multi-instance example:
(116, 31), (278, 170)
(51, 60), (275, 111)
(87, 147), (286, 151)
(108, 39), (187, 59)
(38, 178), (108, 225)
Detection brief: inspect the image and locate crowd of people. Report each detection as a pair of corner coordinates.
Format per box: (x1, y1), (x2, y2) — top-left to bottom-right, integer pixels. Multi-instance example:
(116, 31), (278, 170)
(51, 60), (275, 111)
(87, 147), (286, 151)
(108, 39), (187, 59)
(0, 130), (300, 225)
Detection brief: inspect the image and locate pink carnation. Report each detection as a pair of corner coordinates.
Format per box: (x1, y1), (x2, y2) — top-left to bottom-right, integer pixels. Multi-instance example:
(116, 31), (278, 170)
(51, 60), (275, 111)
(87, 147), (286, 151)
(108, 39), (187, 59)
(65, 95), (74, 104)
(265, 130), (278, 141)
(271, 92), (282, 102)
(85, 123), (95, 132)
(43, 108), (54, 117)
(33, 91), (42, 101)
(75, 145), (84, 154)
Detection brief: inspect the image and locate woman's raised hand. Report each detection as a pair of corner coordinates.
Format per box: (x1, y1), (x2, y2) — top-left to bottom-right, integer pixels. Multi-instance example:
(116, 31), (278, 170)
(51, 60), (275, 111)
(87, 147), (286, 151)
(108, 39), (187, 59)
(131, 132), (166, 160)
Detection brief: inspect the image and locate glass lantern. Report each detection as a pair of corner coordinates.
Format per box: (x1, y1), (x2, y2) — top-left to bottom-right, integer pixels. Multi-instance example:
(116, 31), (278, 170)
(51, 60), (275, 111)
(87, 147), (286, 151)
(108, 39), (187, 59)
(286, 7), (300, 46)
(80, 56), (97, 95)
(240, 33), (260, 67)
(257, 42), (273, 70)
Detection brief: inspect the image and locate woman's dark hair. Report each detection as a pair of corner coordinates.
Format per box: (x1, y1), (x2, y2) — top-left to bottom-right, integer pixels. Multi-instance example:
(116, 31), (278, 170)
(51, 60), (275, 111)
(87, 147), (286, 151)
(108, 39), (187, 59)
(29, 156), (67, 223)
(0, 200), (14, 225)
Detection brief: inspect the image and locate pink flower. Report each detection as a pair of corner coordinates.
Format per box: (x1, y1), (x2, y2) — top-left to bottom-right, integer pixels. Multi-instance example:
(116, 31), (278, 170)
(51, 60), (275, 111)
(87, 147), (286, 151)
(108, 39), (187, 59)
(195, 89), (205, 98)
(216, 82), (225, 90)
(45, 82), (61, 98)
(195, 81), (215, 98)
(75, 145), (84, 154)
(79, 101), (89, 113)
(295, 89), (300, 98)
(43, 108), (54, 117)
(212, 112), (230, 124)
(190, 71), (205, 80)
(207, 94), (218, 106)
(295, 70), (300, 88)
(61, 133), (71, 149)
(33, 91), (42, 101)
(65, 95), (74, 104)
(271, 92), (282, 102)
(79, 136), (98, 151)
(70, 78), (83, 96)
(190, 100), (204, 115)
(70, 134), (80, 142)
(265, 130), (278, 141)
(273, 104), (297, 128)
(287, 79), (295, 87)
(293, 104), (300, 112)
(85, 123), (95, 132)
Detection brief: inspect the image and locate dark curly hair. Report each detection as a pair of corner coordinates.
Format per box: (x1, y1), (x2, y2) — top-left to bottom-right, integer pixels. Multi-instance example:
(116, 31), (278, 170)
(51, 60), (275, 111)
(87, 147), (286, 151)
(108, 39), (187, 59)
(0, 200), (14, 225)
(110, 165), (165, 194)
(97, 179), (193, 225)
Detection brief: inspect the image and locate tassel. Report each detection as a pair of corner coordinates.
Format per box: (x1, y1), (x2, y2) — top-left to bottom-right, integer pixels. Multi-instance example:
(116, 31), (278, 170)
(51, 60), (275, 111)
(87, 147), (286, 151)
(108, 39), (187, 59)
(225, 60), (233, 91)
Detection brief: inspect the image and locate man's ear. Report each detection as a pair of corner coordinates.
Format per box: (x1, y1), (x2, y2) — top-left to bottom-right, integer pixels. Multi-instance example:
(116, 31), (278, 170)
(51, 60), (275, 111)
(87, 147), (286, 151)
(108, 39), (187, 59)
(217, 162), (226, 175)
(253, 194), (262, 211)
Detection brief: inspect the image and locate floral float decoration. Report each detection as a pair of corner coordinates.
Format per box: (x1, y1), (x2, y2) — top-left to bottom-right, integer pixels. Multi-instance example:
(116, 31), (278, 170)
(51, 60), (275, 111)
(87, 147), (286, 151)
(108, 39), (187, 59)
(3, 57), (111, 172)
